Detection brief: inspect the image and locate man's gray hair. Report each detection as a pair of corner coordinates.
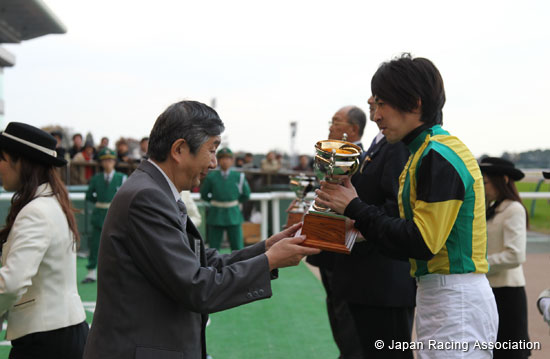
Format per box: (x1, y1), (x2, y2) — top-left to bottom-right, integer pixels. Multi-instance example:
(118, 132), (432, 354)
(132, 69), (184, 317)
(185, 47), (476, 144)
(148, 101), (225, 162)
(347, 107), (366, 137)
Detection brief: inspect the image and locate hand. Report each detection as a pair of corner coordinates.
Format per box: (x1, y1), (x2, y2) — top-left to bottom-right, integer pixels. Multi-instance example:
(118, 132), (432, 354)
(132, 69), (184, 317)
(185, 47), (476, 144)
(314, 177), (358, 214)
(265, 235), (321, 270)
(265, 222), (302, 251)
(282, 200), (299, 229)
(539, 297), (550, 325)
(285, 199), (298, 213)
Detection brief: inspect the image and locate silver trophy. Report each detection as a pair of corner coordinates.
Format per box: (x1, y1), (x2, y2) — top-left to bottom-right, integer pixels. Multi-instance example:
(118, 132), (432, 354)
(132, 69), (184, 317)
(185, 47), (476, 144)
(288, 174), (317, 214)
(312, 139), (362, 212)
(299, 137), (362, 254)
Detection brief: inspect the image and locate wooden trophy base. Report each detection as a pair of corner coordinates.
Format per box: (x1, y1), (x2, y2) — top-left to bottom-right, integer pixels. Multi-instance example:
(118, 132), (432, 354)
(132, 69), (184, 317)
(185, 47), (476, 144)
(301, 211), (352, 254)
(286, 211), (305, 228)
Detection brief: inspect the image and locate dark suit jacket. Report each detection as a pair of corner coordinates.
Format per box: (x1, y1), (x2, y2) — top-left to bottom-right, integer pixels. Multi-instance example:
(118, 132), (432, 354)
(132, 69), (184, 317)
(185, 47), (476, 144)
(332, 137), (417, 307)
(83, 161), (273, 359)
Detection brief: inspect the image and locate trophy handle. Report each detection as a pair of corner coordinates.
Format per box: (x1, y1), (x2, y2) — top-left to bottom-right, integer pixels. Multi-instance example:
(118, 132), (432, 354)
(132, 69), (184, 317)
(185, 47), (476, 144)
(327, 149), (336, 180)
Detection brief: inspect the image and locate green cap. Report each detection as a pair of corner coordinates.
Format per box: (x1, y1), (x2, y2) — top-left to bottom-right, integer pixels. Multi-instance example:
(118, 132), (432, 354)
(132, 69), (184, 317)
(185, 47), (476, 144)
(98, 147), (117, 160)
(216, 147), (233, 159)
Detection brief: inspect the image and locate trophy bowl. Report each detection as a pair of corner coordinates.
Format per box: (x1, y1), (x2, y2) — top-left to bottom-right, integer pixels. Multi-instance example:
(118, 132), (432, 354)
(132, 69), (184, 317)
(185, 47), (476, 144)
(312, 140), (362, 212)
(288, 174), (317, 213)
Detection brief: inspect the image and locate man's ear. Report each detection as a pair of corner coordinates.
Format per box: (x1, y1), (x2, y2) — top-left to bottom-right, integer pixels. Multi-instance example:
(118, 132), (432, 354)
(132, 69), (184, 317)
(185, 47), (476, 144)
(170, 139), (189, 163)
(412, 98), (422, 114)
(351, 123), (360, 137)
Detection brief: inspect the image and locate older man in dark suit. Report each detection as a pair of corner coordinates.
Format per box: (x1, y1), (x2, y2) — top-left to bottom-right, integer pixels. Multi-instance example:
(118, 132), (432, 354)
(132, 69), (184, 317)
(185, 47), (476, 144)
(309, 101), (416, 359)
(83, 100), (319, 359)
(306, 105), (366, 359)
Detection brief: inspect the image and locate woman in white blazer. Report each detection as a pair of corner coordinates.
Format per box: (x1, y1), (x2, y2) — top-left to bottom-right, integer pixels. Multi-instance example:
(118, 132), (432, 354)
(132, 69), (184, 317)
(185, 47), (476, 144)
(480, 157), (530, 359)
(0, 123), (87, 358)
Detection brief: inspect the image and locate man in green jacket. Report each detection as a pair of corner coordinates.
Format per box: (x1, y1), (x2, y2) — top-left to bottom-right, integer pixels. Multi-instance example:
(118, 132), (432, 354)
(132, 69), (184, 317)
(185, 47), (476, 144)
(83, 148), (127, 283)
(200, 147), (250, 251)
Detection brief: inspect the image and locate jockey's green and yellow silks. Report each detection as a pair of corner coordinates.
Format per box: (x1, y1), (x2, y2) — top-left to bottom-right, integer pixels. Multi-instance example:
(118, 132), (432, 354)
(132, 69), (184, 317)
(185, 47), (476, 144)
(399, 125), (488, 277)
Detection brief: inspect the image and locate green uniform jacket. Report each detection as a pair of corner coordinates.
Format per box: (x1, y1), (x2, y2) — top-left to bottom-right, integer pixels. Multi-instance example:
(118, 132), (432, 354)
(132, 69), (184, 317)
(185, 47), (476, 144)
(200, 170), (250, 226)
(86, 171), (127, 228)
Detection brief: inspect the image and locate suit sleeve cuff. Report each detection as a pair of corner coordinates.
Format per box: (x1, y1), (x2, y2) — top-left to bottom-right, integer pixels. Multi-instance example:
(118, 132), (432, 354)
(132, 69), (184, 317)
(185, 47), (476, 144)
(344, 197), (366, 220)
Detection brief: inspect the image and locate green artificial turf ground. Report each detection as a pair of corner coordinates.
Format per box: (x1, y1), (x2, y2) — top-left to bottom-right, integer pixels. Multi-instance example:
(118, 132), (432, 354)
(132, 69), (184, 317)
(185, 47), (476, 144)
(517, 181), (550, 234)
(0, 256), (337, 359)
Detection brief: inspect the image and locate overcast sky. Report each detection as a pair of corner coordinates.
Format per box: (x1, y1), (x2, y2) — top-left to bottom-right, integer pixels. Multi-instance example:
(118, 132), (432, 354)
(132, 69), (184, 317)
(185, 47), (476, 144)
(3, 0), (549, 158)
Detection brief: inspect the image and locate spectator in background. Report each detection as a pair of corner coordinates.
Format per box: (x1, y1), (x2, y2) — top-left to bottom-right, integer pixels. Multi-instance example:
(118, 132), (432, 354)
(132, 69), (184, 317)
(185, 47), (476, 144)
(293, 154), (313, 172)
(50, 131), (67, 161)
(71, 140), (95, 185)
(480, 157), (531, 359)
(96, 137), (109, 156)
(83, 148), (127, 284)
(275, 153), (286, 169)
(69, 133), (83, 159)
(131, 137), (149, 162)
(200, 147), (251, 251)
(261, 151), (281, 173)
(242, 152), (256, 169)
(0, 122), (88, 358)
(116, 138), (131, 164)
(235, 157), (245, 168)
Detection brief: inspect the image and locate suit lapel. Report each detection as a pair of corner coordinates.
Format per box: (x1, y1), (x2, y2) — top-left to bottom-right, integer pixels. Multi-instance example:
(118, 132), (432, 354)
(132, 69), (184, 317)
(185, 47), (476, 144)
(139, 161), (205, 263)
(359, 137), (387, 174)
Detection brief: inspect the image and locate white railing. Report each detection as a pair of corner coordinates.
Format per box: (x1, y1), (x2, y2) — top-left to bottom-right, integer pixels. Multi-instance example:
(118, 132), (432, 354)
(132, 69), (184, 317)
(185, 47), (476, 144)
(191, 192), (315, 239)
(518, 192), (550, 199)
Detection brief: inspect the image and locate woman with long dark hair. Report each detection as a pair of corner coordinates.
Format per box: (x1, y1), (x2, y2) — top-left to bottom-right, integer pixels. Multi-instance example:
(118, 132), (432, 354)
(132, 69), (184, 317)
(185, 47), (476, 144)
(0, 123), (88, 358)
(480, 157), (531, 359)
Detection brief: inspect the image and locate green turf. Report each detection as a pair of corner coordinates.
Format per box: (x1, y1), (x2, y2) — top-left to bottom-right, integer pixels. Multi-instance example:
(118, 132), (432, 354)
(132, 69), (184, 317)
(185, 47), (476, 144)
(0, 256), (337, 358)
(205, 263), (337, 359)
(517, 181), (550, 233)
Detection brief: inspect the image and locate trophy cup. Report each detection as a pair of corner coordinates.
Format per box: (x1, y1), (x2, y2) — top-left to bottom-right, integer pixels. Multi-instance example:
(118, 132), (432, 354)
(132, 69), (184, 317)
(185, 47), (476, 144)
(300, 139), (362, 254)
(286, 174), (317, 227)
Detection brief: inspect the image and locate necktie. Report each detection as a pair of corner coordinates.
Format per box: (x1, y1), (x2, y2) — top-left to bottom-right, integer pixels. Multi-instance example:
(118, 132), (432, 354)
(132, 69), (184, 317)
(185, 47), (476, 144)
(176, 199), (188, 230)
(177, 199), (201, 261)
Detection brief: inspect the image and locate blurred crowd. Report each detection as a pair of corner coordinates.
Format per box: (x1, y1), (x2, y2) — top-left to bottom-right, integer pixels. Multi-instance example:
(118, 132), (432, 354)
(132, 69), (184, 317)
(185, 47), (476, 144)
(44, 128), (315, 188)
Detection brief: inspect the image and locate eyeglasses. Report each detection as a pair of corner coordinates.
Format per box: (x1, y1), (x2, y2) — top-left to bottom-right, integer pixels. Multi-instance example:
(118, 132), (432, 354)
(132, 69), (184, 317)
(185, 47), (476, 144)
(328, 119), (348, 127)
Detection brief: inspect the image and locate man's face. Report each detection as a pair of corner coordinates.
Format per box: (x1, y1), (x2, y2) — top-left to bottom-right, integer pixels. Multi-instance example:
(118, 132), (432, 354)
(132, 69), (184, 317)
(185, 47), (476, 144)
(101, 158), (116, 173)
(178, 136), (220, 190)
(84, 146), (94, 156)
(140, 140), (149, 152)
(372, 98), (422, 144)
(118, 144), (128, 154)
(219, 156), (234, 171)
(367, 96), (376, 122)
(74, 136), (82, 147)
(299, 155), (309, 167)
(328, 108), (354, 141)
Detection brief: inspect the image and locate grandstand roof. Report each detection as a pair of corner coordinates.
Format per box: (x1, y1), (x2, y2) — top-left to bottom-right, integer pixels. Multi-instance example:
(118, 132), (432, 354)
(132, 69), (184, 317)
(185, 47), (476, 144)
(0, 0), (66, 44)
